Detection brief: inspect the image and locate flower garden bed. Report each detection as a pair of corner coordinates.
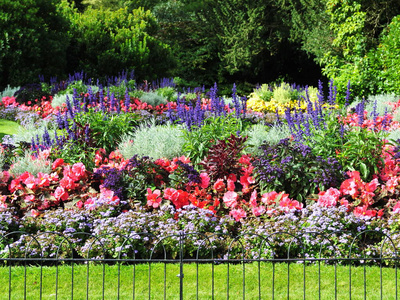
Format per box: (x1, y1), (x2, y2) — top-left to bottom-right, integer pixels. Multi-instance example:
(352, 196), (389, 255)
(1, 74), (400, 260)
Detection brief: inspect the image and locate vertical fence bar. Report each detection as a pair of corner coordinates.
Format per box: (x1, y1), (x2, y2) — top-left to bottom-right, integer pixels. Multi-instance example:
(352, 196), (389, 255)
(179, 231), (184, 300)
(272, 261), (275, 299)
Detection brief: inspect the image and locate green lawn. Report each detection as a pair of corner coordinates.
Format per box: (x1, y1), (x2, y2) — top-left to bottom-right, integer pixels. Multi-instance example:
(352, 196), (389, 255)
(0, 262), (398, 299)
(0, 119), (20, 140)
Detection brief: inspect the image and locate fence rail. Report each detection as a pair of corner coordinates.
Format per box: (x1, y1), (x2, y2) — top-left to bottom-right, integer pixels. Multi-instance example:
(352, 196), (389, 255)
(1, 230), (400, 299)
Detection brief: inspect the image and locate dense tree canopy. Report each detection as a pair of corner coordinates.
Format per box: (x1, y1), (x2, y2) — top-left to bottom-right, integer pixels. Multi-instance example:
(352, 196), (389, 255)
(2, 0), (400, 96)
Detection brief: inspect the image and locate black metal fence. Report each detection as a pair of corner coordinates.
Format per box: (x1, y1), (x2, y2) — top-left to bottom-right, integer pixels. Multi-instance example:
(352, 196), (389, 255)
(1, 230), (400, 299)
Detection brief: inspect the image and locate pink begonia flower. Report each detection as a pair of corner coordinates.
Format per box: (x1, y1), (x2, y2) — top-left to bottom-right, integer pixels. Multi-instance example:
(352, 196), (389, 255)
(353, 205), (376, 218)
(213, 179), (226, 192)
(54, 186), (69, 201)
(317, 187), (341, 207)
(386, 177), (399, 193)
(0, 170), (10, 183)
(59, 176), (77, 190)
(146, 188), (162, 208)
(76, 200), (84, 209)
(252, 206), (266, 217)
(52, 158), (64, 170)
(249, 190), (258, 207)
(393, 200), (400, 214)
(261, 191), (278, 206)
(36, 172), (51, 187)
(23, 173), (37, 190)
(200, 173), (210, 189)
(24, 195), (35, 203)
(164, 187), (179, 202)
(100, 187), (120, 205)
(340, 179), (359, 197)
(72, 162), (86, 179)
(229, 208), (247, 222)
(31, 209), (40, 218)
(84, 198), (96, 210)
(227, 179), (235, 192)
(223, 191), (238, 208)
(279, 198), (303, 212)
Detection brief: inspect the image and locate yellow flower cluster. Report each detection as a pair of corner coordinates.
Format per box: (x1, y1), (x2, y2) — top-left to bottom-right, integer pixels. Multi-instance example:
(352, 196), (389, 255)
(246, 93), (308, 114)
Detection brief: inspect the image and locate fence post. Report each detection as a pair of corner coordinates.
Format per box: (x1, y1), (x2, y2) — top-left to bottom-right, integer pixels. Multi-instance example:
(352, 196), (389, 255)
(177, 231), (184, 300)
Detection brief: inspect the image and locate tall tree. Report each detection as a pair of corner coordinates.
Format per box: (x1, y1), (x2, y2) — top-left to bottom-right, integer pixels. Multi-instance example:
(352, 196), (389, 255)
(0, 0), (70, 89)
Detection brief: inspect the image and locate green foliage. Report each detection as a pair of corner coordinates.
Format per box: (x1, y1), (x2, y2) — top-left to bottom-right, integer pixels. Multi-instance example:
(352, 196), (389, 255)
(254, 139), (343, 203)
(254, 84), (273, 102)
(10, 150), (51, 177)
(336, 127), (387, 182)
(156, 87), (177, 102)
(377, 16), (400, 95)
(52, 139), (98, 171)
(273, 82), (302, 104)
(320, 0), (400, 100)
(65, 6), (174, 81)
(0, 0), (70, 89)
(182, 115), (245, 165)
(72, 109), (140, 154)
(118, 121), (185, 160)
(11, 119), (55, 146)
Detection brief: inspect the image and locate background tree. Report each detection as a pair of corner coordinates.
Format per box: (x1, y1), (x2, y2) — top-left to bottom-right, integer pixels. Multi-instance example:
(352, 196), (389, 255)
(0, 0), (70, 89)
(63, 4), (175, 81)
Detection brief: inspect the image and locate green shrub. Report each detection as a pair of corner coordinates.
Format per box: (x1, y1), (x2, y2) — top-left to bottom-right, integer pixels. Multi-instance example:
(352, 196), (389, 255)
(377, 16), (400, 95)
(361, 94), (399, 116)
(72, 109), (140, 153)
(65, 6), (174, 80)
(156, 86), (177, 102)
(118, 120), (185, 160)
(0, 0), (70, 89)
(182, 115), (245, 165)
(11, 119), (56, 146)
(254, 84), (273, 102)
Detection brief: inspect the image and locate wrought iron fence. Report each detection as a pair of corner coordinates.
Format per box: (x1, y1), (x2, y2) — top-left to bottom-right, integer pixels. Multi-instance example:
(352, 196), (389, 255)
(1, 229), (400, 299)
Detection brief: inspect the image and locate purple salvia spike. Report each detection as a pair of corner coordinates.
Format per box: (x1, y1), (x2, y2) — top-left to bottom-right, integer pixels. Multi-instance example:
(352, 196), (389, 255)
(124, 88), (130, 112)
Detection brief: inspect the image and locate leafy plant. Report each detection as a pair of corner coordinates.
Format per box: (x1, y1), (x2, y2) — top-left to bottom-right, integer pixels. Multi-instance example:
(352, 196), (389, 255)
(199, 134), (247, 181)
(156, 86), (177, 101)
(93, 155), (169, 206)
(182, 114), (245, 165)
(336, 127), (387, 182)
(254, 138), (343, 203)
(0, 85), (19, 98)
(72, 109), (140, 153)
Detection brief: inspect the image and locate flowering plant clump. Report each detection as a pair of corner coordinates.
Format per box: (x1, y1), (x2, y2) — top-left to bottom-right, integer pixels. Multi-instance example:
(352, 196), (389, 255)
(254, 138), (343, 203)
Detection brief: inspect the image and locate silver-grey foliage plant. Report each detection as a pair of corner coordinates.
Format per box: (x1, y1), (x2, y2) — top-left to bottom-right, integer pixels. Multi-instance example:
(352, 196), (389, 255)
(118, 120), (185, 160)
(244, 122), (291, 156)
(10, 150), (51, 177)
